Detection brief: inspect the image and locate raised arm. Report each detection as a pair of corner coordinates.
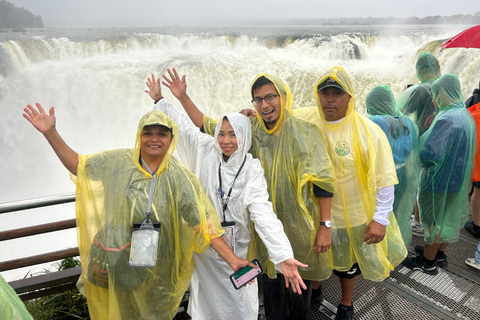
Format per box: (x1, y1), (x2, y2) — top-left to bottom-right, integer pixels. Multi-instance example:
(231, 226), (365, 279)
(161, 68), (205, 128)
(23, 103), (78, 175)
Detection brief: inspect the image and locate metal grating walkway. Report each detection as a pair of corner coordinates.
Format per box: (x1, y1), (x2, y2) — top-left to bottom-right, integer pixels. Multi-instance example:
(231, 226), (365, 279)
(311, 227), (480, 320)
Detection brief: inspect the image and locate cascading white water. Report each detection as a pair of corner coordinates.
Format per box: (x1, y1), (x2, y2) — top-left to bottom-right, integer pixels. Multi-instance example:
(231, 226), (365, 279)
(1, 24), (479, 280)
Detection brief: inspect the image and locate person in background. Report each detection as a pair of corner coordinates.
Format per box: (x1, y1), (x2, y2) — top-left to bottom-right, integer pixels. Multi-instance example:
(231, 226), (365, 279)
(366, 85), (420, 245)
(465, 242), (480, 270)
(23, 104), (253, 320)
(157, 68), (337, 320)
(402, 74), (476, 275)
(465, 80), (480, 109)
(465, 99), (480, 239)
(294, 67), (407, 320)
(396, 52), (442, 238)
(145, 74), (308, 320)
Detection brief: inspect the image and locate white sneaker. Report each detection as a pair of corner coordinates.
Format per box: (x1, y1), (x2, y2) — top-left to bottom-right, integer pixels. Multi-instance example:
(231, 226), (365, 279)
(411, 220), (425, 237)
(465, 258), (480, 270)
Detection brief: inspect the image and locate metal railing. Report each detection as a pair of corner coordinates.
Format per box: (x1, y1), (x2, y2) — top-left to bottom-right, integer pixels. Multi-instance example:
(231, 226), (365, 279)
(0, 193), (80, 301)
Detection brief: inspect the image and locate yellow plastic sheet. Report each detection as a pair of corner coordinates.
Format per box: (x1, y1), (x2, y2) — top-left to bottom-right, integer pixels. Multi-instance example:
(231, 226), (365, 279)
(74, 110), (223, 319)
(294, 66), (406, 281)
(203, 74), (337, 280)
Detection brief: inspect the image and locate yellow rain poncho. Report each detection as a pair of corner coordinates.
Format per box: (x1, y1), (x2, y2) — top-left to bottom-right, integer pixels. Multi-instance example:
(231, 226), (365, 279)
(294, 66), (406, 281)
(203, 74), (337, 280)
(396, 52), (441, 136)
(74, 110), (223, 320)
(418, 74), (476, 245)
(366, 85), (420, 245)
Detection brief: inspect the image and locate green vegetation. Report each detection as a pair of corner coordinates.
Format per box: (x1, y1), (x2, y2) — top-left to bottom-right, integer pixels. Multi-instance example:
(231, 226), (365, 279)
(24, 258), (89, 320)
(0, 0), (44, 29)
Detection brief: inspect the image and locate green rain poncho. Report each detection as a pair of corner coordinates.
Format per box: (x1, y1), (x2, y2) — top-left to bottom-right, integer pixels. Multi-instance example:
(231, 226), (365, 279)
(366, 85), (420, 245)
(294, 66), (407, 281)
(0, 275), (33, 320)
(203, 74), (337, 280)
(397, 52), (441, 136)
(74, 110), (223, 320)
(418, 74), (476, 245)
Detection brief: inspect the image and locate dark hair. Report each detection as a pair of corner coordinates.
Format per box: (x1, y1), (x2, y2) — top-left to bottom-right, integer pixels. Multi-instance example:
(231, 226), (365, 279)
(251, 76), (274, 98)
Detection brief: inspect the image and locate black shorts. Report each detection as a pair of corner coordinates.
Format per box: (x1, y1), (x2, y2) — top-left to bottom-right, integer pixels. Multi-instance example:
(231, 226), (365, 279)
(473, 181), (480, 189)
(333, 262), (361, 279)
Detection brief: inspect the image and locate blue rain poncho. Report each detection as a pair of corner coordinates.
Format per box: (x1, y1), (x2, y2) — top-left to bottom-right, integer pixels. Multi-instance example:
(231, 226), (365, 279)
(397, 52), (441, 136)
(294, 66), (407, 281)
(418, 74), (476, 245)
(366, 85), (420, 245)
(74, 110), (224, 320)
(154, 99), (294, 319)
(203, 74), (337, 280)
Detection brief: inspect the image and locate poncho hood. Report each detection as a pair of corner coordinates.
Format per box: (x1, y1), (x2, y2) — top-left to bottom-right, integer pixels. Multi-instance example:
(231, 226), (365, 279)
(416, 52), (441, 83)
(431, 73), (465, 111)
(251, 73), (293, 135)
(133, 110), (180, 176)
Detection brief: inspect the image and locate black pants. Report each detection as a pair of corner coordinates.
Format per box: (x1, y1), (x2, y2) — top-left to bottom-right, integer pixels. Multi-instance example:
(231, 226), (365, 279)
(262, 273), (312, 320)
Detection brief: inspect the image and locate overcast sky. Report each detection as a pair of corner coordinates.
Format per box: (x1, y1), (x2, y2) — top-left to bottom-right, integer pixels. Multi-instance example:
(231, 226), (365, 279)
(6, 0), (480, 27)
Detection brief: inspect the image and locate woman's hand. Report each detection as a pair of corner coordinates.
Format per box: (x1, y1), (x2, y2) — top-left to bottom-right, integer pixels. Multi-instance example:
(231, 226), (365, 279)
(23, 103), (56, 134)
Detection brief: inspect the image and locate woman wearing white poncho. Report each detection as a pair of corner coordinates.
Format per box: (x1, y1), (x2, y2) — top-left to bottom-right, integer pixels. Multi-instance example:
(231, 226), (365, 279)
(146, 76), (305, 320)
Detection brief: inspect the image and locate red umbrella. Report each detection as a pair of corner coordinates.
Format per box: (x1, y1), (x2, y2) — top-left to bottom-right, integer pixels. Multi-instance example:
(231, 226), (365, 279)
(440, 25), (480, 51)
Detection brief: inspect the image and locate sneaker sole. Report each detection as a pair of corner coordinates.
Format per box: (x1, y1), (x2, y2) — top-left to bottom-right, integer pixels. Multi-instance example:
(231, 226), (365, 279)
(412, 231), (425, 237)
(465, 259), (480, 270)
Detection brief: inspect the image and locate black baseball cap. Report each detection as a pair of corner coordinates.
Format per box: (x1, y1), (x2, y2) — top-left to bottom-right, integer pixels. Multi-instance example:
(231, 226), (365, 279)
(317, 77), (346, 93)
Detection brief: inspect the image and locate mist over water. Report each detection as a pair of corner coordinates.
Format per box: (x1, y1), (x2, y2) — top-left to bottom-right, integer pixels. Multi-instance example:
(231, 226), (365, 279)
(1, 24), (479, 280)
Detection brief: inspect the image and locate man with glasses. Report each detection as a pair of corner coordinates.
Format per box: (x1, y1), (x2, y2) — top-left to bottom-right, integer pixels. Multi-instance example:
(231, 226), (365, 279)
(158, 69), (336, 320)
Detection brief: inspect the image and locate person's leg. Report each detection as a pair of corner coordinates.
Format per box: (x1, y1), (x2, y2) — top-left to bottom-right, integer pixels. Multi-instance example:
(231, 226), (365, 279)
(471, 186), (480, 226)
(262, 273), (287, 320)
(289, 279), (312, 320)
(476, 242), (480, 263)
(339, 277), (355, 306)
(423, 242), (444, 261)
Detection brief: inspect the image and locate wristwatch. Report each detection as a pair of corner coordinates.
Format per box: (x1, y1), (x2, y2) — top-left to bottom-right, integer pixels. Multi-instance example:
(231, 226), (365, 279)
(320, 220), (332, 228)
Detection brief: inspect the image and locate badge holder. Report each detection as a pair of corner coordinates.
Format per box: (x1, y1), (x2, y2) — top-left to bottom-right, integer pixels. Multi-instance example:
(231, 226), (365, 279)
(129, 218), (161, 268)
(216, 221), (236, 258)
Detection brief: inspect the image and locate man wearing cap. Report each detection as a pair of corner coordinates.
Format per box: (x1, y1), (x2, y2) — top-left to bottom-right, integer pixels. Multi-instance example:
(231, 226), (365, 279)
(158, 68), (337, 320)
(295, 66), (407, 320)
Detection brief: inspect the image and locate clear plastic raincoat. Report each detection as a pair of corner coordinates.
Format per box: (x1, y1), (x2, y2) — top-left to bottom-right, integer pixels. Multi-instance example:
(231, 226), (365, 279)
(74, 110), (223, 320)
(0, 275), (33, 320)
(154, 100), (294, 319)
(294, 66), (406, 281)
(396, 52), (441, 136)
(418, 74), (476, 245)
(366, 85), (420, 245)
(203, 74), (337, 280)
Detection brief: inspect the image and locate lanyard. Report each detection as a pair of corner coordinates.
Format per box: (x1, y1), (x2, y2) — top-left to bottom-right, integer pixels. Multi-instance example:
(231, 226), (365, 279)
(141, 158), (158, 221)
(218, 156), (246, 221)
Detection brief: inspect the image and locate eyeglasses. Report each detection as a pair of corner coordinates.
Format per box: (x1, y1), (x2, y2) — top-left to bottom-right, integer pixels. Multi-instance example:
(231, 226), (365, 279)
(251, 94), (278, 106)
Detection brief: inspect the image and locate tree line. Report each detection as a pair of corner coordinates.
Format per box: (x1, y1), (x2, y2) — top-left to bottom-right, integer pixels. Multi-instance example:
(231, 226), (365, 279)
(0, 0), (44, 29)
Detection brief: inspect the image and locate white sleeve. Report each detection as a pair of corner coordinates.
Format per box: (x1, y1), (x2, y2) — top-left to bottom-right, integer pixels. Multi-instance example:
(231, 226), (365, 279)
(246, 161), (294, 267)
(372, 185), (394, 226)
(154, 99), (213, 171)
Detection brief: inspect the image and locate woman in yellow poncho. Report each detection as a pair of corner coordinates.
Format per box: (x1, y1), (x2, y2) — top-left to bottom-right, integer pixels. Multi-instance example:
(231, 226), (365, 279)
(22, 103), (247, 320)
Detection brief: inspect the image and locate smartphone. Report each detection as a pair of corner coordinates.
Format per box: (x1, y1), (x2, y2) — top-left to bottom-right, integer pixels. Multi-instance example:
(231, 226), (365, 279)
(229, 259), (262, 290)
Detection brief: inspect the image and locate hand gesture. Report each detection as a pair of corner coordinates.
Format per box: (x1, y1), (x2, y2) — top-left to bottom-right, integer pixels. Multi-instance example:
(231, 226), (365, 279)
(239, 108), (256, 117)
(363, 220), (386, 245)
(280, 258), (308, 294)
(162, 68), (187, 99)
(313, 227), (331, 257)
(145, 74), (163, 101)
(23, 103), (56, 134)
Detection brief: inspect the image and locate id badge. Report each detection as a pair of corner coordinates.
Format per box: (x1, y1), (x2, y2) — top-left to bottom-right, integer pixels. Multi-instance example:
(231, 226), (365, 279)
(129, 220), (161, 268)
(216, 221), (235, 258)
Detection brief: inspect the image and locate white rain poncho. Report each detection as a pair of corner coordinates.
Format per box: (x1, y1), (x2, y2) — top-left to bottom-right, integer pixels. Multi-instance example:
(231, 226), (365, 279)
(74, 110), (223, 320)
(203, 74), (337, 280)
(294, 66), (407, 281)
(154, 99), (294, 320)
(418, 74), (476, 245)
(396, 52), (441, 136)
(366, 85), (420, 245)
